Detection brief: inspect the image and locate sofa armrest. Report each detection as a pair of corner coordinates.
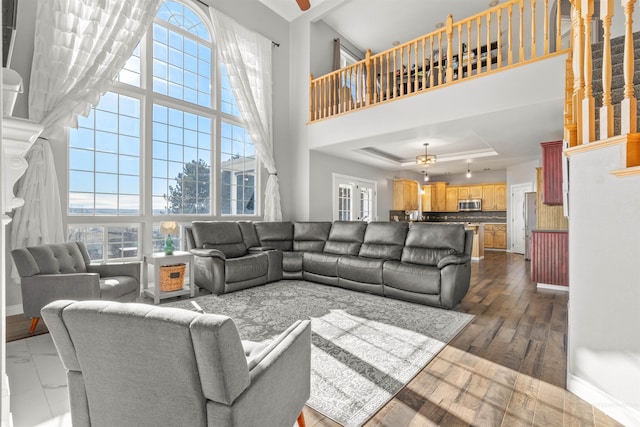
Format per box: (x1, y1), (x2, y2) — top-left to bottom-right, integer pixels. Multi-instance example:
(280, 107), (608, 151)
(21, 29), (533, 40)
(20, 274), (101, 318)
(87, 262), (140, 283)
(247, 246), (277, 253)
(437, 254), (471, 269)
(190, 248), (226, 260)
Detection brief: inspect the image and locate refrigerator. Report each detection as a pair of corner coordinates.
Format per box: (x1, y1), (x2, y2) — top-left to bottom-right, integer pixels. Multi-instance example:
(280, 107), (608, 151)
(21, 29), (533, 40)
(524, 192), (537, 260)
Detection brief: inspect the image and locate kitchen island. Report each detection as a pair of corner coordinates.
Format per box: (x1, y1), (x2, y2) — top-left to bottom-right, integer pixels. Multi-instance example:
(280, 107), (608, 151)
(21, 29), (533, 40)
(464, 223), (484, 261)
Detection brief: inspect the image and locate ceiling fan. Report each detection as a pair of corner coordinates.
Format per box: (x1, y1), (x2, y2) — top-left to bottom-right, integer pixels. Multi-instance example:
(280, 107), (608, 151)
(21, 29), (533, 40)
(296, 0), (311, 11)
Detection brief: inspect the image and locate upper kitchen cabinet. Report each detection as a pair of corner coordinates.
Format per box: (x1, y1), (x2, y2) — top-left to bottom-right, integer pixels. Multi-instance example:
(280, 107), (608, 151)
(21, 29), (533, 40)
(445, 187), (459, 212)
(541, 140), (563, 205)
(393, 179), (419, 211)
(482, 183), (507, 211)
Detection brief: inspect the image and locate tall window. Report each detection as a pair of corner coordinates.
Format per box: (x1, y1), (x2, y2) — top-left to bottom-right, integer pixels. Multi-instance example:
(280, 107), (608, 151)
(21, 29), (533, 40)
(67, 0), (258, 262)
(333, 175), (377, 222)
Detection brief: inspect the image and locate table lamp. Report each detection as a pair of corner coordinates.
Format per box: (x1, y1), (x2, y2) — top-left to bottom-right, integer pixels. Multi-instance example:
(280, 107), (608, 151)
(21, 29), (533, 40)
(160, 221), (179, 255)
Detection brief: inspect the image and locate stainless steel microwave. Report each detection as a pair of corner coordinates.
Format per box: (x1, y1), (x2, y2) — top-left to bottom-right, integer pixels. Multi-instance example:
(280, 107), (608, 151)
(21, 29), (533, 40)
(458, 199), (482, 212)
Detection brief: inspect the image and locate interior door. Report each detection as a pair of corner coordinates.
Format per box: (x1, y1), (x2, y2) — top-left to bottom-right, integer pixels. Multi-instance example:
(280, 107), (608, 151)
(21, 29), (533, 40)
(511, 183), (533, 254)
(333, 175), (377, 221)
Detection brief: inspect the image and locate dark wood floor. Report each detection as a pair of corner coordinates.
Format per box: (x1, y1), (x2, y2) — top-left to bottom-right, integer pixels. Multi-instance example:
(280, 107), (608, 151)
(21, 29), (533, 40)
(5, 252), (623, 426)
(304, 251), (623, 427)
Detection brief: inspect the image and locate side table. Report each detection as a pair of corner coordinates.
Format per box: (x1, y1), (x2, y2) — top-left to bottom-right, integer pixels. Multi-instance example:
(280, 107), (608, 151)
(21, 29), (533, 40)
(142, 251), (196, 304)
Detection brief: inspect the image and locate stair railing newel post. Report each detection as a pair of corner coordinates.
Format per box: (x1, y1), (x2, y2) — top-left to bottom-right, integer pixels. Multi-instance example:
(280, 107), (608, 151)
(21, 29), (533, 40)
(620, 0), (637, 134)
(600, 0), (614, 140)
(582, 0), (595, 143)
(565, 53), (578, 147)
(571, 0), (585, 145)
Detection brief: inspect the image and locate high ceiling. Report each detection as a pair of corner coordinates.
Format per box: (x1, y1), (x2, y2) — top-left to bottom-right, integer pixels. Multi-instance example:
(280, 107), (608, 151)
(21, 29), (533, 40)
(259, 0), (566, 177)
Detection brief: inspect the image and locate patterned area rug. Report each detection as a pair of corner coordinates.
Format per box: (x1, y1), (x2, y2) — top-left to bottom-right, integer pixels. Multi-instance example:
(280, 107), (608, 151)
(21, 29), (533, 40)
(167, 281), (473, 427)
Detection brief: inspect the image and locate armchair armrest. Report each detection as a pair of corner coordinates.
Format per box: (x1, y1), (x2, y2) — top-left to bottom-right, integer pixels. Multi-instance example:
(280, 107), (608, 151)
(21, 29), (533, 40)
(20, 273), (101, 318)
(190, 248), (226, 260)
(87, 262), (140, 283)
(437, 254), (471, 269)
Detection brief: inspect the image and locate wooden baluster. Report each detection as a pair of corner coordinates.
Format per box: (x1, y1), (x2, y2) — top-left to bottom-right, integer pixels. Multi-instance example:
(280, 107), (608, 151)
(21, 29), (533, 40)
(384, 52), (389, 100)
(321, 78), (326, 118)
(309, 74), (314, 121)
(422, 38), (428, 89)
(544, 0), (550, 55)
(572, 2), (584, 144)
(477, 17), (482, 75)
(508, 5), (514, 65)
(429, 36), (435, 87)
(582, 0), (595, 143)
(620, 0), (637, 134)
(497, 8), (503, 68)
(446, 14), (454, 83)
(467, 22), (472, 76)
(486, 12), (492, 71)
(414, 40), (419, 91)
(456, 25), (462, 80)
(400, 45), (406, 96)
(556, 0), (562, 50)
(392, 48), (398, 99)
(520, 0), (525, 61)
(532, 0), (537, 58)
(366, 49), (372, 106)
(438, 31), (443, 84)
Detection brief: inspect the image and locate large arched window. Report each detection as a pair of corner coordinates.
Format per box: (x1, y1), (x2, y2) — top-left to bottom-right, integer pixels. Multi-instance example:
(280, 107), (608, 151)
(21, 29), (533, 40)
(67, 0), (256, 261)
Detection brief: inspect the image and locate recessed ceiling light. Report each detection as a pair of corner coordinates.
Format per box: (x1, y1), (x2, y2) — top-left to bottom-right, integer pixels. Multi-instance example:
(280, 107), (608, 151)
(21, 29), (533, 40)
(435, 22), (444, 29)
(489, 0), (499, 6)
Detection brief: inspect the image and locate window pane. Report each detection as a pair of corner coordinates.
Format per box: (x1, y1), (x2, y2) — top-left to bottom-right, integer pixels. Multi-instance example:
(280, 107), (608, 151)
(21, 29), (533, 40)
(153, 105), (211, 215)
(68, 92), (141, 216)
(221, 122), (256, 215)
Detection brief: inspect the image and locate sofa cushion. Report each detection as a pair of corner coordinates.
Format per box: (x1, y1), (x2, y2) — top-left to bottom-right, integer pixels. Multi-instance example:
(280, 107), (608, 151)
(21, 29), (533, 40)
(237, 221), (260, 248)
(192, 222), (247, 258)
(358, 222), (408, 260)
(323, 221), (367, 255)
(225, 253), (269, 283)
(293, 222), (332, 252)
(337, 255), (385, 284)
(99, 276), (138, 300)
(303, 252), (340, 277)
(383, 261), (441, 294)
(254, 222), (294, 251)
(283, 251), (303, 272)
(401, 223), (466, 266)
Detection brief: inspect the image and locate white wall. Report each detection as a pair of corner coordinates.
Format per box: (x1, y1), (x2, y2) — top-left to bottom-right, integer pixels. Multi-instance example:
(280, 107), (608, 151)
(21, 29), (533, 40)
(309, 151), (421, 221)
(310, 20), (364, 79)
(567, 144), (640, 426)
(433, 169), (507, 186)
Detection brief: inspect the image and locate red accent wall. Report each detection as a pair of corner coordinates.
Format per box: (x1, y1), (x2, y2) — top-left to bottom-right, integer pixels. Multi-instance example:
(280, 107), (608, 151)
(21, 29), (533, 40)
(531, 230), (569, 287)
(541, 140), (564, 205)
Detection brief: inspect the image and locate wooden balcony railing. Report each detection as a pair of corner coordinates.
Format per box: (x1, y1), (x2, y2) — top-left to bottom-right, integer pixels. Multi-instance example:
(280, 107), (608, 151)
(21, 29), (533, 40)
(565, 0), (640, 170)
(309, 0), (569, 122)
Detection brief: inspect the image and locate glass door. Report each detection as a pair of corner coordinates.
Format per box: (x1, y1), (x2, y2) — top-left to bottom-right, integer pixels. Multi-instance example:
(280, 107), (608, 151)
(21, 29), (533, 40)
(333, 174), (376, 221)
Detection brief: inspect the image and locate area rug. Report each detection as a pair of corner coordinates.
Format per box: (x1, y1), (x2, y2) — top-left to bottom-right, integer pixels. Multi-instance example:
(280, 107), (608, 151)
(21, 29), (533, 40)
(167, 281), (473, 427)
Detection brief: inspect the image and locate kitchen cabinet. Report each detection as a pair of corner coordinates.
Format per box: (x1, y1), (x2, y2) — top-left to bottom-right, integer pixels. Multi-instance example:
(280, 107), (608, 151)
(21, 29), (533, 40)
(484, 223), (507, 249)
(445, 187), (459, 212)
(458, 187), (469, 200)
(541, 140), (563, 205)
(422, 185), (432, 211)
(468, 185), (483, 199)
(482, 183), (507, 211)
(431, 182), (447, 212)
(393, 179), (419, 210)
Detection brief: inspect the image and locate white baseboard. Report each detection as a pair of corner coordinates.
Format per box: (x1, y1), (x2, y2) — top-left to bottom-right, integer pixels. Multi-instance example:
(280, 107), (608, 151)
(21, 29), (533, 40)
(537, 283), (569, 292)
(5, 304), (23, 316)
(567, 374), (640, 427)
(471, 256), (484, 261)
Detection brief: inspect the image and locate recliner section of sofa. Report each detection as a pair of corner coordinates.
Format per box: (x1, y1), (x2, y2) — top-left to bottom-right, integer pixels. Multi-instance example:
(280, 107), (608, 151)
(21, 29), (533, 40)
(189, 220), (472, 309)
(187, 221), (282, 294)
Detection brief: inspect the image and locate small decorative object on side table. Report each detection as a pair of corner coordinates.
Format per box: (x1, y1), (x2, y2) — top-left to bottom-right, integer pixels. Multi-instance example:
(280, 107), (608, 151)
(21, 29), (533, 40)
(141, 251), (195, 304)
(160, 221), (179, 255)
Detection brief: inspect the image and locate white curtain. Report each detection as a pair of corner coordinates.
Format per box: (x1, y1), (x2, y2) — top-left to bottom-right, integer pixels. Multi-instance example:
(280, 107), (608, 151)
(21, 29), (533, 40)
(210, 9), (282, 221)
(11, 0), (161, 267)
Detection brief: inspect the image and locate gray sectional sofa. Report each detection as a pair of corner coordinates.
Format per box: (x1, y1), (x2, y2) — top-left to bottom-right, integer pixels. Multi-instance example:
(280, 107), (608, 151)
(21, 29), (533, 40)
(185, 221), (473, 309)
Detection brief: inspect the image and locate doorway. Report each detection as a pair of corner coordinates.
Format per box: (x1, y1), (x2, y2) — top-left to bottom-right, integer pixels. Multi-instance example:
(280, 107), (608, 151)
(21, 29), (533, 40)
(332, 174), (377, 221)
(510, 182), (533, 254)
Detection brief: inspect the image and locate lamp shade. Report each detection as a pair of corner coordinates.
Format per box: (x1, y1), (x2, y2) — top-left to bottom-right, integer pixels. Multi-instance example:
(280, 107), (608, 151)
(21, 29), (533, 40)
(160, 221), (178, 235)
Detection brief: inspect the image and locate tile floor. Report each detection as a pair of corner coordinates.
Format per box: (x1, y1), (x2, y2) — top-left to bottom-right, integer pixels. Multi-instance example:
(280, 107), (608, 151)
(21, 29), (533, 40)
(7, 334), (72, 427)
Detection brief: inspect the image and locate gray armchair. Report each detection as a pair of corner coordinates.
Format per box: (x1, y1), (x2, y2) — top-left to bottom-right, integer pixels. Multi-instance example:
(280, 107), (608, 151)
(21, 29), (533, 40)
(42, 300), (311, 427)
(11, 242), (140, 333)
